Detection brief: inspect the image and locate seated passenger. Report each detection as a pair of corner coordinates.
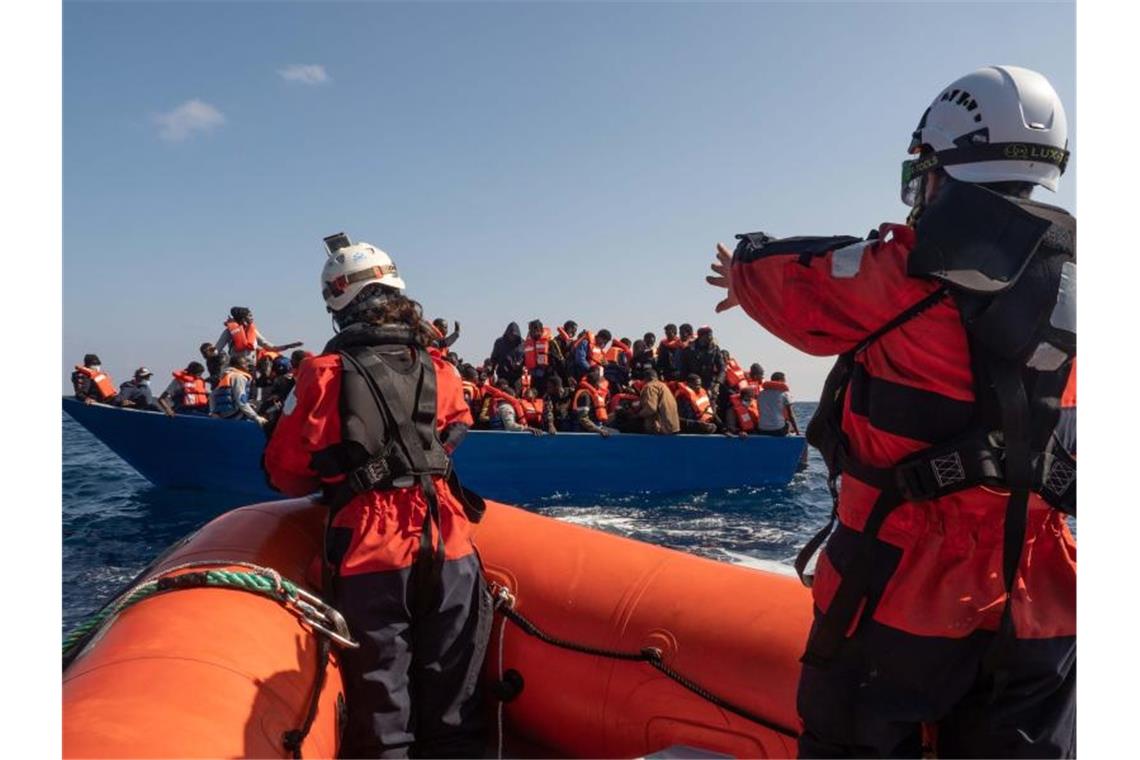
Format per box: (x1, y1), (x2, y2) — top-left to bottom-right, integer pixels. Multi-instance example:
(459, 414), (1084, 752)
(631, 368), (680, 435)
(71, 353), (119, 405)
(159, 362), (210, 416)
(757, 371), (800, 436)
(118, 367), (160, 410)
(541, 375), (574, 434)
(517, 387), (546, 430)
(725, 385), (761, 438)
(570, 366), (614, 437)
(675, 374), (717, 434)
(209, 354), (267, 426)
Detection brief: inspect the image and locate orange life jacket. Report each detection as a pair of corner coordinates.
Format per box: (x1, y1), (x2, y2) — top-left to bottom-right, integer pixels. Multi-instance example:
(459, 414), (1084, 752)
(520, 367), (532, 392)
(675, 384), (714, 423)
(172, 371), (209, 408)
(604, 341), (631, 365)
(74, 365), (117, 401)
(724, 357), (747, 389)
(462, 380), (482, 404)
(1061, 358), (1076, 408)
(557, 326), (573, 344)
(224, 320), (258, 353)
(524, 329), (553, 369)
(729, 394), (759, 433)
(485, 384), (527, 424)
(761, 380), (789, 393)
(256, 347), (280, 363)
(573, 378), (609, 423)
(518, 397), (545, 426)
(607, 392), (640, 416)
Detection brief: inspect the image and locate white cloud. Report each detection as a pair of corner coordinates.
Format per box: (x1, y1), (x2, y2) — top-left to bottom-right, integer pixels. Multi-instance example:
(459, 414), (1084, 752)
(278, 64), (330, 85)
(153, 99), (225, 142)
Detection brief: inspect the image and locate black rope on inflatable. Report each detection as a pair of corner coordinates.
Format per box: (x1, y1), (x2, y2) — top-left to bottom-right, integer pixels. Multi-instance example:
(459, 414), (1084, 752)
(492, 599), (799, 739)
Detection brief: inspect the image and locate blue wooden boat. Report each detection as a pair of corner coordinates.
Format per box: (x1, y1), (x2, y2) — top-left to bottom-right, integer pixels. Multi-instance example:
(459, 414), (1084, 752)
(62, 396), (806, 503)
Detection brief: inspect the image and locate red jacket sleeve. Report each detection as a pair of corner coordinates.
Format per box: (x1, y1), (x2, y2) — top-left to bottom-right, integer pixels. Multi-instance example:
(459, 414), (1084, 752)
(433, 354), (474, 430)
(263, 354), (343, 496)
(730, 224), (941, 356)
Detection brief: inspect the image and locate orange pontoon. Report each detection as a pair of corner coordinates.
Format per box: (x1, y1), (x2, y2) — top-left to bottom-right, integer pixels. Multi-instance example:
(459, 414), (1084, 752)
(63, 498), (812, 758)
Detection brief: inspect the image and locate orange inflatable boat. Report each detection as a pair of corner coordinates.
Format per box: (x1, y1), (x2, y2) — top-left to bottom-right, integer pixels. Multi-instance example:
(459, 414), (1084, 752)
(63, 498), (812, 758)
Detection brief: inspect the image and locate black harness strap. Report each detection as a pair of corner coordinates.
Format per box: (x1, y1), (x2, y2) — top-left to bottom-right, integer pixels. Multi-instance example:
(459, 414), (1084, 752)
(340, 348), (448, 604)
(282, 635), (333, 759)
(796, 286), (949, 586)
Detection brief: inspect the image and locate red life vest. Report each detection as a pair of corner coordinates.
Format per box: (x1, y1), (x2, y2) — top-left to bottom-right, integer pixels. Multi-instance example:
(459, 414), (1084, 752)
(485, 384), (526, 424)
(604, 341), (631, 365)
(675, 385), (714, 423)
(725, 357), (747, 389)
(573, 378), (609, 423)
(74, 365), (117, 401)
(607, 392), (639, 416)
(224, 320), (258, 353)
(524, 329), (553, 369)
(729, 394), (758, 432)
(1061, 359), (1076, 408)
(172, 371), (209, 408)
(761, 380), (789, 393)
(461, 381), (482, 404)
(518, 397), (545, 426)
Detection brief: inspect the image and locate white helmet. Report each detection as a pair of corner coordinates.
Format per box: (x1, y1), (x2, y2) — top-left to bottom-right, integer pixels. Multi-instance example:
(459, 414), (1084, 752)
(320, 232), (406, 312)
(902, 65), (1069, 205)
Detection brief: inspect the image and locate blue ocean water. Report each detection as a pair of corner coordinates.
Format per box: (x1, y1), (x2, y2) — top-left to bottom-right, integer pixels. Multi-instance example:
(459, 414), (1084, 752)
(62, 404), (830, 633)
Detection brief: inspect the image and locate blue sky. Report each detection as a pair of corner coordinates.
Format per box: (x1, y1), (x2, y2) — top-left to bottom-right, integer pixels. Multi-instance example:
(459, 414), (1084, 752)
(63, 1), (1075, 396)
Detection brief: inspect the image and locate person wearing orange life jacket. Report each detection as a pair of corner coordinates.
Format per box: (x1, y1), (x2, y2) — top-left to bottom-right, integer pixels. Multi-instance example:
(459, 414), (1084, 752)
(158, 362), (210, 416)
(554, 320), (578, 383)
(459, 365), (484, 421)
(570, 365), (613, 437)
(264, 232), (490, 758)
(756, 371), (800, 437)
(540, 375), (575, 434)
(523, 319), (563, 388)
(215, 307), (273, 365)
(674, 374), (718, 434)
(724, 385), (760, 437)
(602, 336), (633, 388)
(707, 66), (1075, 757)
(71, 354), (119, 405)
(570, 328), (608, 379)
(517, 387), (546, 429)
(483, 379), (533, 432)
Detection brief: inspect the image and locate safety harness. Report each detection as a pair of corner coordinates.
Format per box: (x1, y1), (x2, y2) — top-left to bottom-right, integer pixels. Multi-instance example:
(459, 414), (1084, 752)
(786, 182), (1076, 677)
(315, 324), (485, 603)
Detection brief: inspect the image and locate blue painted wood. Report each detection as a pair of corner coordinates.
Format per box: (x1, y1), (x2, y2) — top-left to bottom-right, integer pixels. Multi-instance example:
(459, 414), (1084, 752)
(63, 397), (806, 503)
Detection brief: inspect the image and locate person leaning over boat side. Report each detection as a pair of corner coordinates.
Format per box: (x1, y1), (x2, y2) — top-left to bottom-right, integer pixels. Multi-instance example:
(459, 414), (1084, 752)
(117, 367), (160, 410)
(631, 368), (680, 435)
(71, 353), (120, 405)
(209, 354), (267, 427)
(263, 233), (490, 759)
(756, 371), (800, 437)
(706, 65), (1076, 758)
(158, 361), (210, 416)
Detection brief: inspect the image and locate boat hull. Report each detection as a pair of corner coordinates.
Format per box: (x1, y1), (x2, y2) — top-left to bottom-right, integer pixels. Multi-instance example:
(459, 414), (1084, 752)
(62, 397), (807, 503)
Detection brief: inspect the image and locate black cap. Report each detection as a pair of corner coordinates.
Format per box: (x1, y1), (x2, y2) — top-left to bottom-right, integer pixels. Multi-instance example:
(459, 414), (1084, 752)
(134, 367), (153, 379)
(84, 353), (101, 366)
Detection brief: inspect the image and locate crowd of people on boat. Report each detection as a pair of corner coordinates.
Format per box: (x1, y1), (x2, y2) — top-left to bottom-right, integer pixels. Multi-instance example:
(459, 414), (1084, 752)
(70, 309), (800, 437)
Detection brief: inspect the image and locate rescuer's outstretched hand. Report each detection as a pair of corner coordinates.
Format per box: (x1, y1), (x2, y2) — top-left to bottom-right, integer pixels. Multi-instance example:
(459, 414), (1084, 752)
(706, 243), (740, 313)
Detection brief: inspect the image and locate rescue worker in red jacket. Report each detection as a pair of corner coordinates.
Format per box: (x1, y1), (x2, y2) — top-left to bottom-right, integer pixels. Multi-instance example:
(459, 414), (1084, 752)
(71, 354), (119, 405)
(707, 66), (1075, 758)
(264, 232), (490, 759)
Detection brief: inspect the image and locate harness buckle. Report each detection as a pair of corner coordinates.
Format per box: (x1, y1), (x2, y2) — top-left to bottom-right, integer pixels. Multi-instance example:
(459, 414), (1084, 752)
(347, 458), (391, 493)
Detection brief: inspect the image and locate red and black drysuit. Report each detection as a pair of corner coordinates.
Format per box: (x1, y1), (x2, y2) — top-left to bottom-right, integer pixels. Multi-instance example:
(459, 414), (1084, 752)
(264, 323), (491, 759)
(730, 182), (1076, 758)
